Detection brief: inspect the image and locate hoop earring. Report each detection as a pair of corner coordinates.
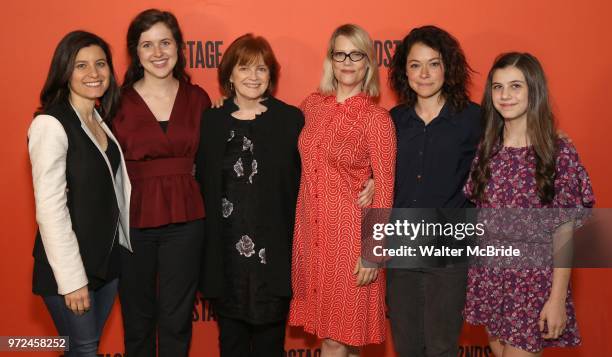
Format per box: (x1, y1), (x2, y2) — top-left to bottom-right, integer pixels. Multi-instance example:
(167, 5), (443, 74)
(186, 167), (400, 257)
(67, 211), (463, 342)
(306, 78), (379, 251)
(230, 82), (234, 91)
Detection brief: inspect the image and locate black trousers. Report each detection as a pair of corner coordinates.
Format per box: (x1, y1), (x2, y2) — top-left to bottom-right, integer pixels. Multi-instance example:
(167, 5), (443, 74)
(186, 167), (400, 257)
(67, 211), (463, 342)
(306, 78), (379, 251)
(217, 316), (286, 357)
(386, 266), (468, 357)
(119, 219), (203, 357)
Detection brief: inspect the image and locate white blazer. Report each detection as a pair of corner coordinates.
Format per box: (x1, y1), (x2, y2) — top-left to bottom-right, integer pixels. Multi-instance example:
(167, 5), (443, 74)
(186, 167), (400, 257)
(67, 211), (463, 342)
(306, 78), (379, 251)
(28, 105), (131, 295)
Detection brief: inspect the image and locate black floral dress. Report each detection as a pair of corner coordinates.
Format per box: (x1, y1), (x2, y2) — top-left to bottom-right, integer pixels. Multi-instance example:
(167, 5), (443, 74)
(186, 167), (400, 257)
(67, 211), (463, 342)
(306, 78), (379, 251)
(212, 116), (289, 324)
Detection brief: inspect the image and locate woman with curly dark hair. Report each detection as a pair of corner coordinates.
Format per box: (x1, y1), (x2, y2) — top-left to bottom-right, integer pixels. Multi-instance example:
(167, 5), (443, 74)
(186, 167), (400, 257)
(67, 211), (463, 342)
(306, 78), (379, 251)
(386, 25), (482, 357)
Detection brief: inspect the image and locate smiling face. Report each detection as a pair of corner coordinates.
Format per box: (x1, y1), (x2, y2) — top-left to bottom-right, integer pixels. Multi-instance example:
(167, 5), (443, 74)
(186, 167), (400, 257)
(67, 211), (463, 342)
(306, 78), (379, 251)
(69, 45), (110, 103)
(230, 55), (270, 102)
(491, 66), (529, 121)
(406, 42), (445, 101)
(331, 35), (368, 91)
(136, 22), (178, 80)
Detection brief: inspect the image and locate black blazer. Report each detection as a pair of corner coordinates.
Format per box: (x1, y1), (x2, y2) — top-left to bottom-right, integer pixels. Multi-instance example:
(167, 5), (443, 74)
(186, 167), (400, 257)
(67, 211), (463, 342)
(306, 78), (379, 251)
(31, 101), (131, 295)
(195, 96), (304, 298)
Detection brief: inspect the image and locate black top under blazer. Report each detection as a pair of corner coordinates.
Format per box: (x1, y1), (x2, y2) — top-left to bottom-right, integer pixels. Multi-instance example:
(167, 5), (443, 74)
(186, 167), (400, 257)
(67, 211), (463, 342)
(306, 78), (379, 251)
(195, 96), (304, 298)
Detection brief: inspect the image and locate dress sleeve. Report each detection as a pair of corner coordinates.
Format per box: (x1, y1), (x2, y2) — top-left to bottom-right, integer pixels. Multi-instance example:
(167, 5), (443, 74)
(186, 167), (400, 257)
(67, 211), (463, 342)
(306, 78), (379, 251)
(195, 108), (209, 186)
(298, 96), (310, 113)
(28, 115), (88, 295)
(551, 138), (595, 230)
(554, 138), (595, 208)
(367, 107), (396, 208)
(361, 107), (396, 265)
(299, 93), (320, 116)
(463, 148), (480, 203)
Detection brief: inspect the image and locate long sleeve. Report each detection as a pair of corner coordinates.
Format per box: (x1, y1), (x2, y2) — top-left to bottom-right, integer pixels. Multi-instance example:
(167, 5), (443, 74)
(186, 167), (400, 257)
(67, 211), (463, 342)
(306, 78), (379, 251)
(367, 107), (396, 208)
(28, 115), (88, 295)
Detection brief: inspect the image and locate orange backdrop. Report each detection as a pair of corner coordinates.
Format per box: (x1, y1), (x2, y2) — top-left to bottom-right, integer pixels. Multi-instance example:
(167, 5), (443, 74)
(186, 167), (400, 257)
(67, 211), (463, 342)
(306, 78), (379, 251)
(2, 0), (611, 356)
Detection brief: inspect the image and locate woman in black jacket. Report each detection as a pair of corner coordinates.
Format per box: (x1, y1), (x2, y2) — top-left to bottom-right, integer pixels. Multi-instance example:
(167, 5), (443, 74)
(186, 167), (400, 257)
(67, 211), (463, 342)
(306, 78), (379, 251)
(28, 31), (131, 356)
(195, 34), (303, 357)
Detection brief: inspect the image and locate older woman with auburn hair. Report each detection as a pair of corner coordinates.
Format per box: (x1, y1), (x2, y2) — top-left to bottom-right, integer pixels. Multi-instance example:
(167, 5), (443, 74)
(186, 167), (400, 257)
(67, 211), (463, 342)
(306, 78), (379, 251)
(195, 34), (304, 356)
(289, 24), (396, 356)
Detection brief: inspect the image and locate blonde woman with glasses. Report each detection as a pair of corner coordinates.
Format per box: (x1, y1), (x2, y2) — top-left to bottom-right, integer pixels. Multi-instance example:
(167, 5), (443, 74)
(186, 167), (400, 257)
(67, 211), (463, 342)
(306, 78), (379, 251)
(289, 24), (396, 357)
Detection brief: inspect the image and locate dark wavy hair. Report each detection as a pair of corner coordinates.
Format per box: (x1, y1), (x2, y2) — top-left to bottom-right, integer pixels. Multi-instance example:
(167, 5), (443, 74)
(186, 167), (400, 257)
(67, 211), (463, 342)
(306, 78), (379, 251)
(469, 52), (558, 204)
(389, 25), (472, 111)
(218, 34), (280, 97)
(36, 31), (120, 122)
(123, 9), (190, 89)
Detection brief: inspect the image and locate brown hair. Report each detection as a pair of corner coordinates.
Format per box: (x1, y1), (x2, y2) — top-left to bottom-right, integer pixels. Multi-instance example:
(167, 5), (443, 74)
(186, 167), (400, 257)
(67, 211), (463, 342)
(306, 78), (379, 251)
(218, 34), (280, 97)
(389, 25), (472, 112)
(36, 31), (120, 122)
(123, 9), (190, 89)
(469, 52), (558, 204)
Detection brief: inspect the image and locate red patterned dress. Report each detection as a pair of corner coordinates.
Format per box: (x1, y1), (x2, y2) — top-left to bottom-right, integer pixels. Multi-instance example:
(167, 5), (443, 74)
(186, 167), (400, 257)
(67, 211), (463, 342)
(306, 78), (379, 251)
(288, 92), (396, 345)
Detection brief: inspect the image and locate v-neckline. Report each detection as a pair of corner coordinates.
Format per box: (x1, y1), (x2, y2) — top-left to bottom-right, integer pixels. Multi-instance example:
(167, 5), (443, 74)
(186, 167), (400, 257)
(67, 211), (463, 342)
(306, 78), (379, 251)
(132, 80), (182, 136)
(69, 101), (109, 151)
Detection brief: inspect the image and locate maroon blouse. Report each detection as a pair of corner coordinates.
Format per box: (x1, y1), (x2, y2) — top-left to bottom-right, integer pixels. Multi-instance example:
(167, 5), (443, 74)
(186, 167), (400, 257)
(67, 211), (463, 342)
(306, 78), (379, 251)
(112, 81), (211, 228)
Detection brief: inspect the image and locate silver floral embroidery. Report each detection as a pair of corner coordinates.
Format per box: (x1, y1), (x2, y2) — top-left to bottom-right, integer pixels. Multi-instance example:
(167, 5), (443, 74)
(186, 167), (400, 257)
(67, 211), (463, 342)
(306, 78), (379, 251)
(236, 235), (255, 257)
(248, 159), (258, 184)
(242, 136), (253, 152)
(259, 248), (266, 264)
(234, 157), (244, 177)
(227, 130), (235, 142)
(221, 197), (233, 218)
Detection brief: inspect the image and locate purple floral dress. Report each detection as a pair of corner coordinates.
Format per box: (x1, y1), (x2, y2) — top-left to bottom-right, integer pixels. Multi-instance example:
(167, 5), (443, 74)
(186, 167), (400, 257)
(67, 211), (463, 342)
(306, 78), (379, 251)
(463, 137), (594, 352)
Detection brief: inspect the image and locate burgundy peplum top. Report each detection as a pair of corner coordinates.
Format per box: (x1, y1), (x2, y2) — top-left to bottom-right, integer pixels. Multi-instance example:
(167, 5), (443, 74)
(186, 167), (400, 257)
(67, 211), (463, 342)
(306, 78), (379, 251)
(112, 81), (211, 228)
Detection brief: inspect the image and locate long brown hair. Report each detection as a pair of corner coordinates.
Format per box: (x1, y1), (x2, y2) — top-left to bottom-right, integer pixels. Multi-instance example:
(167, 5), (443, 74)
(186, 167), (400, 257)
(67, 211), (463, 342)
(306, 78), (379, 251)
(469, 52), (558, 204)
(36, 31), (120, 122)
(123, 9), (190, 89)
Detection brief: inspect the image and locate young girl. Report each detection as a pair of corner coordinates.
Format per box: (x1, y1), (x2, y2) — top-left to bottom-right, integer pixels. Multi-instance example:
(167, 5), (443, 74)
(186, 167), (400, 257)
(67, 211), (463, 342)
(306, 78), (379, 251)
(464, 52), (594, 356)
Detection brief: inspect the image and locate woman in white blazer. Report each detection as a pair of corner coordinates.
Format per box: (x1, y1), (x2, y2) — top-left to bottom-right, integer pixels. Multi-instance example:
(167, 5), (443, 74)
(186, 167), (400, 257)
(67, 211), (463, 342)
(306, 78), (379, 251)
(28, 30), (131, 357)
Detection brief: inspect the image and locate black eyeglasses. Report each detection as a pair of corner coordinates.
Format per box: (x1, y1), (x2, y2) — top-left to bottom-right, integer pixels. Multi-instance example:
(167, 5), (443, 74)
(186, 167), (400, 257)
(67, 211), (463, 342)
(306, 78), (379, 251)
(331, 51), (367, 62)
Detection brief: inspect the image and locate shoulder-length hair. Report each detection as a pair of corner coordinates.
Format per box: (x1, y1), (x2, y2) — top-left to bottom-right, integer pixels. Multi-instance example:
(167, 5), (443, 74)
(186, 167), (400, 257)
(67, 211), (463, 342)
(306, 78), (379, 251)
(218, 34), (280, 97)
(319, 24), (380, 97)
(389, 25), (472, 111)
(469, 52), (558, 204)
(36, 30), (120, 122)
(123, 9), (190, 89)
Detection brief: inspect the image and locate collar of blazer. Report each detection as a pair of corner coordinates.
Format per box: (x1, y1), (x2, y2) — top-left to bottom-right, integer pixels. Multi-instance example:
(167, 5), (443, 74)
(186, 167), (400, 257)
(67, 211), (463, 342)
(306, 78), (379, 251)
(68, 101), (120, 178)
(67, 101), (132, 252)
